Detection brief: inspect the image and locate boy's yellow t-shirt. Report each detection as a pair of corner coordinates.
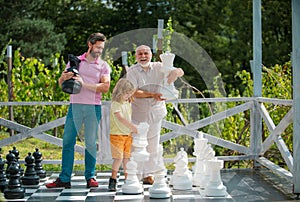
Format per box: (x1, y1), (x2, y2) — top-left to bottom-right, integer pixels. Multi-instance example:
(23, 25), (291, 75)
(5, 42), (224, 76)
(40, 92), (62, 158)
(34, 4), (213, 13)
(110, 101), (132, 135)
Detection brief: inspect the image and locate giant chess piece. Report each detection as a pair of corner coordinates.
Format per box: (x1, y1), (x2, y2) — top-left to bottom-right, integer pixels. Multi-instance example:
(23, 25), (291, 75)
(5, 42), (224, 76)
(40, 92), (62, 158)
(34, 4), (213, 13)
(131, 122), (150, 162)
(21, 153), (40, 185)
(11, 146), (24, 176)
(122, 122), (149, 194)
(159, 51), (179, 100)
(192, 133), (215, 189)
(149, 144), (171, 199)
(61, 54), (82, 94)
(5, 150), (16, 178)
(33, 148), (46, 179)
(0, 155), (7, 192)
(204, 158), (228, 197)
(122, 157), (143, 194)
(4, 160), (25, 199)
(170, 147), (192, 190)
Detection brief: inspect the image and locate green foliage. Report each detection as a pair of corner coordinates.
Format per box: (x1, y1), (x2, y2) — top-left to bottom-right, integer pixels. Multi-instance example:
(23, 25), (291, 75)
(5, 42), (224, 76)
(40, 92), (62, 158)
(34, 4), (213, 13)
(0, 48), (121, 137)
(163, 17), (174, 52)
(5, 19), (66, 65)
(104, 57), (122, 100)
(0, 3), (294, 170)
(0, 49), (68, 134)
(0, 0), (293, 95)
(219, 61), (293, 168)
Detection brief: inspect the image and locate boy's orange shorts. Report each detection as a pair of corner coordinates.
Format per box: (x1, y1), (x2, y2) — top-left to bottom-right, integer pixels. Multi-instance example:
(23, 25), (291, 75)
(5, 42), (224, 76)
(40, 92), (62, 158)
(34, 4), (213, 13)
(110, 134), (133, 159)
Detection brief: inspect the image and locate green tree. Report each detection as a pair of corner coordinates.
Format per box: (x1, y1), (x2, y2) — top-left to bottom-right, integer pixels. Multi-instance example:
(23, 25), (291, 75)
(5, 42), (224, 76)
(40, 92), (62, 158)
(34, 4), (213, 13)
(37, 0), (112, 59)
(5, 19), (66, 65)
(0, 0), (66, 65)
(170, 0), (291, 94)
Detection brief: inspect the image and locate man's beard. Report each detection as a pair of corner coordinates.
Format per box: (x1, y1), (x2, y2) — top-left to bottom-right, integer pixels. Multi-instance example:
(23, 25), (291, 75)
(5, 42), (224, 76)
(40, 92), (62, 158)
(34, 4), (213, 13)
(139, 61), (150, 68)
(90, 50), (100, 58)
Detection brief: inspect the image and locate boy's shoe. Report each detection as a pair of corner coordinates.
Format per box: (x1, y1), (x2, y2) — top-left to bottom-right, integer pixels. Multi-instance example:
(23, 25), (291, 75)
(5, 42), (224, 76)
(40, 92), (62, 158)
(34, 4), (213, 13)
(87, 178), (98, 188)
(46, 178), (71, 188)
(108, 177), (117, 191)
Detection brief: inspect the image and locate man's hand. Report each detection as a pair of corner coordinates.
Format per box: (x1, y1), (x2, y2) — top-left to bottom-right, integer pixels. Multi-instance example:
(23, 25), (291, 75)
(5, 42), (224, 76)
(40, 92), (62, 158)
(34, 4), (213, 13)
(74, 75), (83, 84)
(152, 92), (166, 101)
(167, 68), (184, 84)
(62, 70), (75, 81)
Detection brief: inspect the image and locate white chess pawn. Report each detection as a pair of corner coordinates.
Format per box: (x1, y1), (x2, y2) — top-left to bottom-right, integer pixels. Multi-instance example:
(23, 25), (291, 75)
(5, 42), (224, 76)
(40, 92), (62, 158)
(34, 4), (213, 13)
(170, 148), (192, 190)
(122, 157), (143, 194)
(159, 51), (179, 100)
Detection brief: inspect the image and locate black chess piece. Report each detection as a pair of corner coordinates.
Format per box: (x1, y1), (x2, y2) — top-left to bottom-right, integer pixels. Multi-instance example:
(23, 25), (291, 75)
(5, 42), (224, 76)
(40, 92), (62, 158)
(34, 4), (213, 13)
(11, 146), (24, 176)
(21, 153), (40, 185)
(5, 151), (15, 178)
(4, 160), (25, 199)
(32, 148), (46, 179)
(0, 155), (7, 192)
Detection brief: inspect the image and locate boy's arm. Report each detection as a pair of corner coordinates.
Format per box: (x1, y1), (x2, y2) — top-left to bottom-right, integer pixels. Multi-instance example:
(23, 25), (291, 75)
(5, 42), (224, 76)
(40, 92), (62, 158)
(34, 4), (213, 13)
(114, 111), (138, 134)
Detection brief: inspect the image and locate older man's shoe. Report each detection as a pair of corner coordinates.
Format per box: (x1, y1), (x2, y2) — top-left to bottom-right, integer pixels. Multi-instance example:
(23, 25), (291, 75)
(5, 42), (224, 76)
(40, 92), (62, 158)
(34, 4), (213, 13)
(143, 176), (154, 185)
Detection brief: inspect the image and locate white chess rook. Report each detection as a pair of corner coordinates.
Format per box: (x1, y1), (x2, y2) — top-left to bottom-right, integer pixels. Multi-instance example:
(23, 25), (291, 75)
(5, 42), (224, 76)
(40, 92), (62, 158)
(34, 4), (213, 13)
(159, 51), (179, 100)
(204, 159), (228, 197)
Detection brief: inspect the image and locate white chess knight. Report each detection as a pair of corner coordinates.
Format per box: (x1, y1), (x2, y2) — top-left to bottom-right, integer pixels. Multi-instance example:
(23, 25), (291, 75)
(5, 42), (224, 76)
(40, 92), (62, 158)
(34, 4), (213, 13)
(170, 147), (193, 190)
(159, 51), (179, 100)
(149, 144), (171, 199)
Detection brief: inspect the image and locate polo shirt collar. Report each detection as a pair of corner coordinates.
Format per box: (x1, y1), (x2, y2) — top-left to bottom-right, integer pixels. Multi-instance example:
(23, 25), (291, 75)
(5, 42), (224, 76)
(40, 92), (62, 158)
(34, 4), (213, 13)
(78, 53), (100, 65)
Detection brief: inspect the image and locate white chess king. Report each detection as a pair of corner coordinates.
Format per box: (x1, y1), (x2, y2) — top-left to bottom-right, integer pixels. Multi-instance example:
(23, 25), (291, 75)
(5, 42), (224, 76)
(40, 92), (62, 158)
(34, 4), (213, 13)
(159, 51), (179, 100)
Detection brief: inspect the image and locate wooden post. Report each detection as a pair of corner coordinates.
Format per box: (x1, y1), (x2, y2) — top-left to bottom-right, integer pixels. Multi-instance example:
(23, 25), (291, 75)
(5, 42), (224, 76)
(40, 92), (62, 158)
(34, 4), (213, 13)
(250, 0), (262, 166)
(7, 45), (14, 136)
(152, 36), (157, 54)
(120, 51), (128, 78)
(156, 19), (164, 61)
(292, 0), (300, 195)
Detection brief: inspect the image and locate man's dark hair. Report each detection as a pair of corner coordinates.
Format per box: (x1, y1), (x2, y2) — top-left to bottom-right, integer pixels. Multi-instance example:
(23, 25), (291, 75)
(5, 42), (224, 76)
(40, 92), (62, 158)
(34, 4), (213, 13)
(87, 32), (106, 45)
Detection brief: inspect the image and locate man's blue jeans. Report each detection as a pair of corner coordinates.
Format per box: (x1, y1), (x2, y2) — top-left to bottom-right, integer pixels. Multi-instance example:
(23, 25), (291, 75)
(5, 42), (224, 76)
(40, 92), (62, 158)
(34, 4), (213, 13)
(59, 104), (101, 182)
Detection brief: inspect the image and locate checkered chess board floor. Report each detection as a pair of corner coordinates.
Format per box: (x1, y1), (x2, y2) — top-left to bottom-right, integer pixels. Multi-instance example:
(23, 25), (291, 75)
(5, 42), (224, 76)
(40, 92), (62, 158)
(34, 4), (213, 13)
(3, 172), (233, 202)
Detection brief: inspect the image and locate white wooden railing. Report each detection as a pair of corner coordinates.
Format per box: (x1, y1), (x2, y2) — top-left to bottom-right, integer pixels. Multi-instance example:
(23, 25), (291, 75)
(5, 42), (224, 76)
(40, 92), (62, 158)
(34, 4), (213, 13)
(0, 97), (294, 183)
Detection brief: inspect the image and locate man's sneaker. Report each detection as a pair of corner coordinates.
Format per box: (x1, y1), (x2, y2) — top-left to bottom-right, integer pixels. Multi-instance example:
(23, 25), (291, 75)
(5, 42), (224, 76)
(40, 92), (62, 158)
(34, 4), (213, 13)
(87, 178), (98, 188)
(46, 178), (71, 188)
(108, 177), (117, 191)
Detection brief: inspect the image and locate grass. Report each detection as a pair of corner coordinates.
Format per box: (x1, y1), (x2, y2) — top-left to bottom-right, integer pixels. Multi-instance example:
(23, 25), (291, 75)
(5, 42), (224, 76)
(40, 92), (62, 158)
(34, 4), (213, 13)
(0, 132), (111, 172)
(0, 131), (183, 173)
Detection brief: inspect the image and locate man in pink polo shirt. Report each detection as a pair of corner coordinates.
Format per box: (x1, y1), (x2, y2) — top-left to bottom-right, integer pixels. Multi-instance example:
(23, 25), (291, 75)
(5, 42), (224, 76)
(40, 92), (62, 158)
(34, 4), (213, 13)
(126, 45), (184, 184)
(46, 32), (110, 189)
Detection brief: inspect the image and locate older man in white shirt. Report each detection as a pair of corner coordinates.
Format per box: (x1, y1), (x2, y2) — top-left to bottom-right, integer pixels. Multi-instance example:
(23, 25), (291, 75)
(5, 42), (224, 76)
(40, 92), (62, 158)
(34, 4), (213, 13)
(126, 45), (184, 184)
